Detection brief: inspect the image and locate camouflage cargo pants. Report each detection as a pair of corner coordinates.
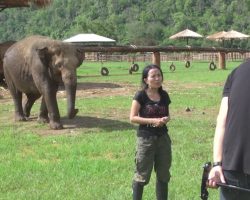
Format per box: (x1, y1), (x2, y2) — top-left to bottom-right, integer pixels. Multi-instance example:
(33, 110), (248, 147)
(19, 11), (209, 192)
(133, 134), (172, 185)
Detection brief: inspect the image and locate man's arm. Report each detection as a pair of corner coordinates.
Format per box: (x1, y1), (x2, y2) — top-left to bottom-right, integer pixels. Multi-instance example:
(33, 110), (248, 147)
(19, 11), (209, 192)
(208, 97), (228, 188)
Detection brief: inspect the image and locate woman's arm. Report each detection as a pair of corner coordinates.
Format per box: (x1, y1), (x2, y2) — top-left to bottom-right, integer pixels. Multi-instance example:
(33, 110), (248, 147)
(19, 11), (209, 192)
(129, 100), (170, 127)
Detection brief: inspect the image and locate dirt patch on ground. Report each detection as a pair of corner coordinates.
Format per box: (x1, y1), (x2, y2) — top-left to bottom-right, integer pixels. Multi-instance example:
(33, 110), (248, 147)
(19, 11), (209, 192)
(0, 82), (137, 136)
(0, 80), (219, 136)
(0, 82), (136, 100)
(74, 82), (137, 98)
(0, 81), (221, 100)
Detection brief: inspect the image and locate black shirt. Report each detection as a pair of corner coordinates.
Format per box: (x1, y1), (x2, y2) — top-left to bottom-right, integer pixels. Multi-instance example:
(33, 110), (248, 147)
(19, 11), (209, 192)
(222, 59), (250, 174)
(133, 89), (171, 137)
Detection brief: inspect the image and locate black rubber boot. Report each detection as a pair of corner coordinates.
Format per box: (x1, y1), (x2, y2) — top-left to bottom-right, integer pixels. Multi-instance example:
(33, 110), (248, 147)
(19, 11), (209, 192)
(132, 181), (144, 200)
(156, 179), (168, 200)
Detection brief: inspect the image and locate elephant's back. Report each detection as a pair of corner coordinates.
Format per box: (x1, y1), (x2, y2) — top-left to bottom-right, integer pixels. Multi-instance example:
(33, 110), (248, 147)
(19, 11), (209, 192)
(0, 41), (15, 74)
(6, 35), (52, 56)
(0, 41), (16, 58)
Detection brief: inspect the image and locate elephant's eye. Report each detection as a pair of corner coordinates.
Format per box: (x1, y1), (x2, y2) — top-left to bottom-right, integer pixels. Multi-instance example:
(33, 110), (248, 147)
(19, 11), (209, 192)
(54, 48), (61, 56)
(55, 62), (63, 69)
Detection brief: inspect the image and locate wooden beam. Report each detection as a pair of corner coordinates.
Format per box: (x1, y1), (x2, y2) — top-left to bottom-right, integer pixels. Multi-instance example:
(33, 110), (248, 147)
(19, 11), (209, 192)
(0, 0), (29, 8)
(218, 52), (226, 69)
(75, 45), (249, 54)
(152, 52), (161, 67)
(74, 45), (249, 70)
(0, 0), (51, 9)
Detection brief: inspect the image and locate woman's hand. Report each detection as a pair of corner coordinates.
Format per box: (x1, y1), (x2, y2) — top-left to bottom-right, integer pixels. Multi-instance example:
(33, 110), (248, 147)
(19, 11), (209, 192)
(207, 166), (226, 188)
(162, 116), (170, 123)
(153, 116), (170, 127)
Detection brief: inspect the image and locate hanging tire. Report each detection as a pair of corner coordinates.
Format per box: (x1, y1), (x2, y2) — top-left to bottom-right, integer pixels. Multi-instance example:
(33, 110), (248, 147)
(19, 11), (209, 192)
(169, 63), (176, 72)
(101, 67), (109, 76)
(209, 62), (216, 71)
(185, 61), (191, 68)
(131, 63), (139, 72)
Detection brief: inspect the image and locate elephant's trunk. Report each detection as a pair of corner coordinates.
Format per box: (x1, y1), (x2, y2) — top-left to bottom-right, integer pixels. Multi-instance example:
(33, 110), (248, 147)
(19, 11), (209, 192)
(62, 70), (78, 119)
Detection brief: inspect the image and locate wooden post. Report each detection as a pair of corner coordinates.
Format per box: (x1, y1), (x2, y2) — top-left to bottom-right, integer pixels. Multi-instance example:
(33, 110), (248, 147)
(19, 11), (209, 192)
(218, 52), (226, 69)
(152, 52), (161, 67)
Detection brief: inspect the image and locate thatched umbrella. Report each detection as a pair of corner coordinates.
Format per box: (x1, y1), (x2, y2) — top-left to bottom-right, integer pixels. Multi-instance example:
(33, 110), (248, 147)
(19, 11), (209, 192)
(169, 29), (203, 45)
(223, 30), (249, 40)
(206, 31), (227, 41)
(206, 30), (249, 47)
(206, 31), (228, 46)
(207, 30), (249, 40)
(0, 0), (52, 9)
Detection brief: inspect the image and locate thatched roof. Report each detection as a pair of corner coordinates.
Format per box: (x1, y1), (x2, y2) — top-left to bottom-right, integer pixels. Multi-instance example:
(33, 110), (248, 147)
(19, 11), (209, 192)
(0, 0), (51, 9)
(223, 30), (249, 39)
(206, 30), (249, 40)
(206, 31), (227, 41)
(169, 29), (203, 39)
(169, 29), (203, 45)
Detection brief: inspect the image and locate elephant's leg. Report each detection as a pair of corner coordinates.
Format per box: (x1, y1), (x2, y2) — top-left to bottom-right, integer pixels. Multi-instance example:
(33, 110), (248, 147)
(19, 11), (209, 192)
(23, 93), (40, 118)
(14, 91), (26, 121)
(35, 78), (62, 129)
(3, 71), (25, 121)
(38, 97), (49, 123)
(47, 97), (63, 130)
(9, 89), (26, 121)
(44, 85), (63, 129)
(39, 96), (63, 130)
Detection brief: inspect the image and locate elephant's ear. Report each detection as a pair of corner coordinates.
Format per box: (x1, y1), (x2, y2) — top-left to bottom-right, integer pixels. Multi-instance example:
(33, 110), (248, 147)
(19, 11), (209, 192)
(36, 47), (51, 66)
(76, 48), (85, 66)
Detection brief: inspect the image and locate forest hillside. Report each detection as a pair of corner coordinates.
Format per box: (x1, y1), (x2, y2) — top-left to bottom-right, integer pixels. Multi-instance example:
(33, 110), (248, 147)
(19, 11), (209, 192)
(0, 0), (250, 48)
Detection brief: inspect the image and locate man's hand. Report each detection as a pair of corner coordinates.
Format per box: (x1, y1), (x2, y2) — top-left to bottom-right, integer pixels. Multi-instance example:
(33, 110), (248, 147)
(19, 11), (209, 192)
(207, 166), (226, 188)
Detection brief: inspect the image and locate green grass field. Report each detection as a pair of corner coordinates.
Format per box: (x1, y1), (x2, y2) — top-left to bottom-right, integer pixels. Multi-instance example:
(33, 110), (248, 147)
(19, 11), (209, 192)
(0, 60), (242, 199)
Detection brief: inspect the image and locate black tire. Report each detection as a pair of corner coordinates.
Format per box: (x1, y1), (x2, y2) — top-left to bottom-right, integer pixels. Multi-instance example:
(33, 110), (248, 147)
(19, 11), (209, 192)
(131, 63), (139, 72)
(169, 63), (176, 72)
(209, 62), (216, 71)
(101, 67), (109, 76)
(185, 61), (191, 68)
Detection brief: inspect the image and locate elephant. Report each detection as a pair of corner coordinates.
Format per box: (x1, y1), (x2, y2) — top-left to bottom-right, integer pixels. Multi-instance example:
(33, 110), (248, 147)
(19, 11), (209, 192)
(0, 41), (15, 87)
(3, 35), (84, 129)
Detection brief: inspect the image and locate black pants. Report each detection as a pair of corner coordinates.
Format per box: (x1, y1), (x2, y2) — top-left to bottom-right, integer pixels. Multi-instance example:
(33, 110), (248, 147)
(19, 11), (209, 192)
(220, 170), (250, 200)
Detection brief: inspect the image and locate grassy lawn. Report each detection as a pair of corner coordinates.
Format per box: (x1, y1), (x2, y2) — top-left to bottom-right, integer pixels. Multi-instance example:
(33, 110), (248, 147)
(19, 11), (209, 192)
(0, 60), (242, 199)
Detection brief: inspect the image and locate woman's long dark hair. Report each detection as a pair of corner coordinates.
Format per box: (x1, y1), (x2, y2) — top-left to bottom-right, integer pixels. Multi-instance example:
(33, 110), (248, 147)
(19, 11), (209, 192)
(141, 64), (164, 92)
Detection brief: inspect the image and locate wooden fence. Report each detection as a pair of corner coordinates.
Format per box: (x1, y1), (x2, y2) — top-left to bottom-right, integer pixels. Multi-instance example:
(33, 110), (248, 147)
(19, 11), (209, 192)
(85, 52), (250, 62)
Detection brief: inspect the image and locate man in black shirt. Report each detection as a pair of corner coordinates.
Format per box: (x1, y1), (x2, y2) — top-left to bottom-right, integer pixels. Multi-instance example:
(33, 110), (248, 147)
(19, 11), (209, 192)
(208, 59), (250, 200)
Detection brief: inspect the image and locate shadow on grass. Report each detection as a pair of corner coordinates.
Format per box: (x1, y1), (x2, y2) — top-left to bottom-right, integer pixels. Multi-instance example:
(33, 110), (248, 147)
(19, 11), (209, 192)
(77, 82), (122, 90)
(59, 82), (122, 91)
(77, 72), (140, 78)
(61, 115), (135, 132)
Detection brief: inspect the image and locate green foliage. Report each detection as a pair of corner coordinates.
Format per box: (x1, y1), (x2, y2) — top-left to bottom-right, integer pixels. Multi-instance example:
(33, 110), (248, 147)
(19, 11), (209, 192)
(0, 0), (249, 48)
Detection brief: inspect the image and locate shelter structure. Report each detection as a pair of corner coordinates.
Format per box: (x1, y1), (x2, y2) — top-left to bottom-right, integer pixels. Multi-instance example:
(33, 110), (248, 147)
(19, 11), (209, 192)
(206, 31), (228, 41)
(64, 34), (116, 46)
(207, 30), (250, 69)
(64, 34), (116, 61)
(169, 29), (203, 45)
(222, 30), (249, 40)
(206, 30), (249, 42)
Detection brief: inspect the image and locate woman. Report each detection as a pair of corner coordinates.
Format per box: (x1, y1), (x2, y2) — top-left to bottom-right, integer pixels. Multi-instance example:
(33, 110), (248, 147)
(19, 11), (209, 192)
(130, 64), (172, 200)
